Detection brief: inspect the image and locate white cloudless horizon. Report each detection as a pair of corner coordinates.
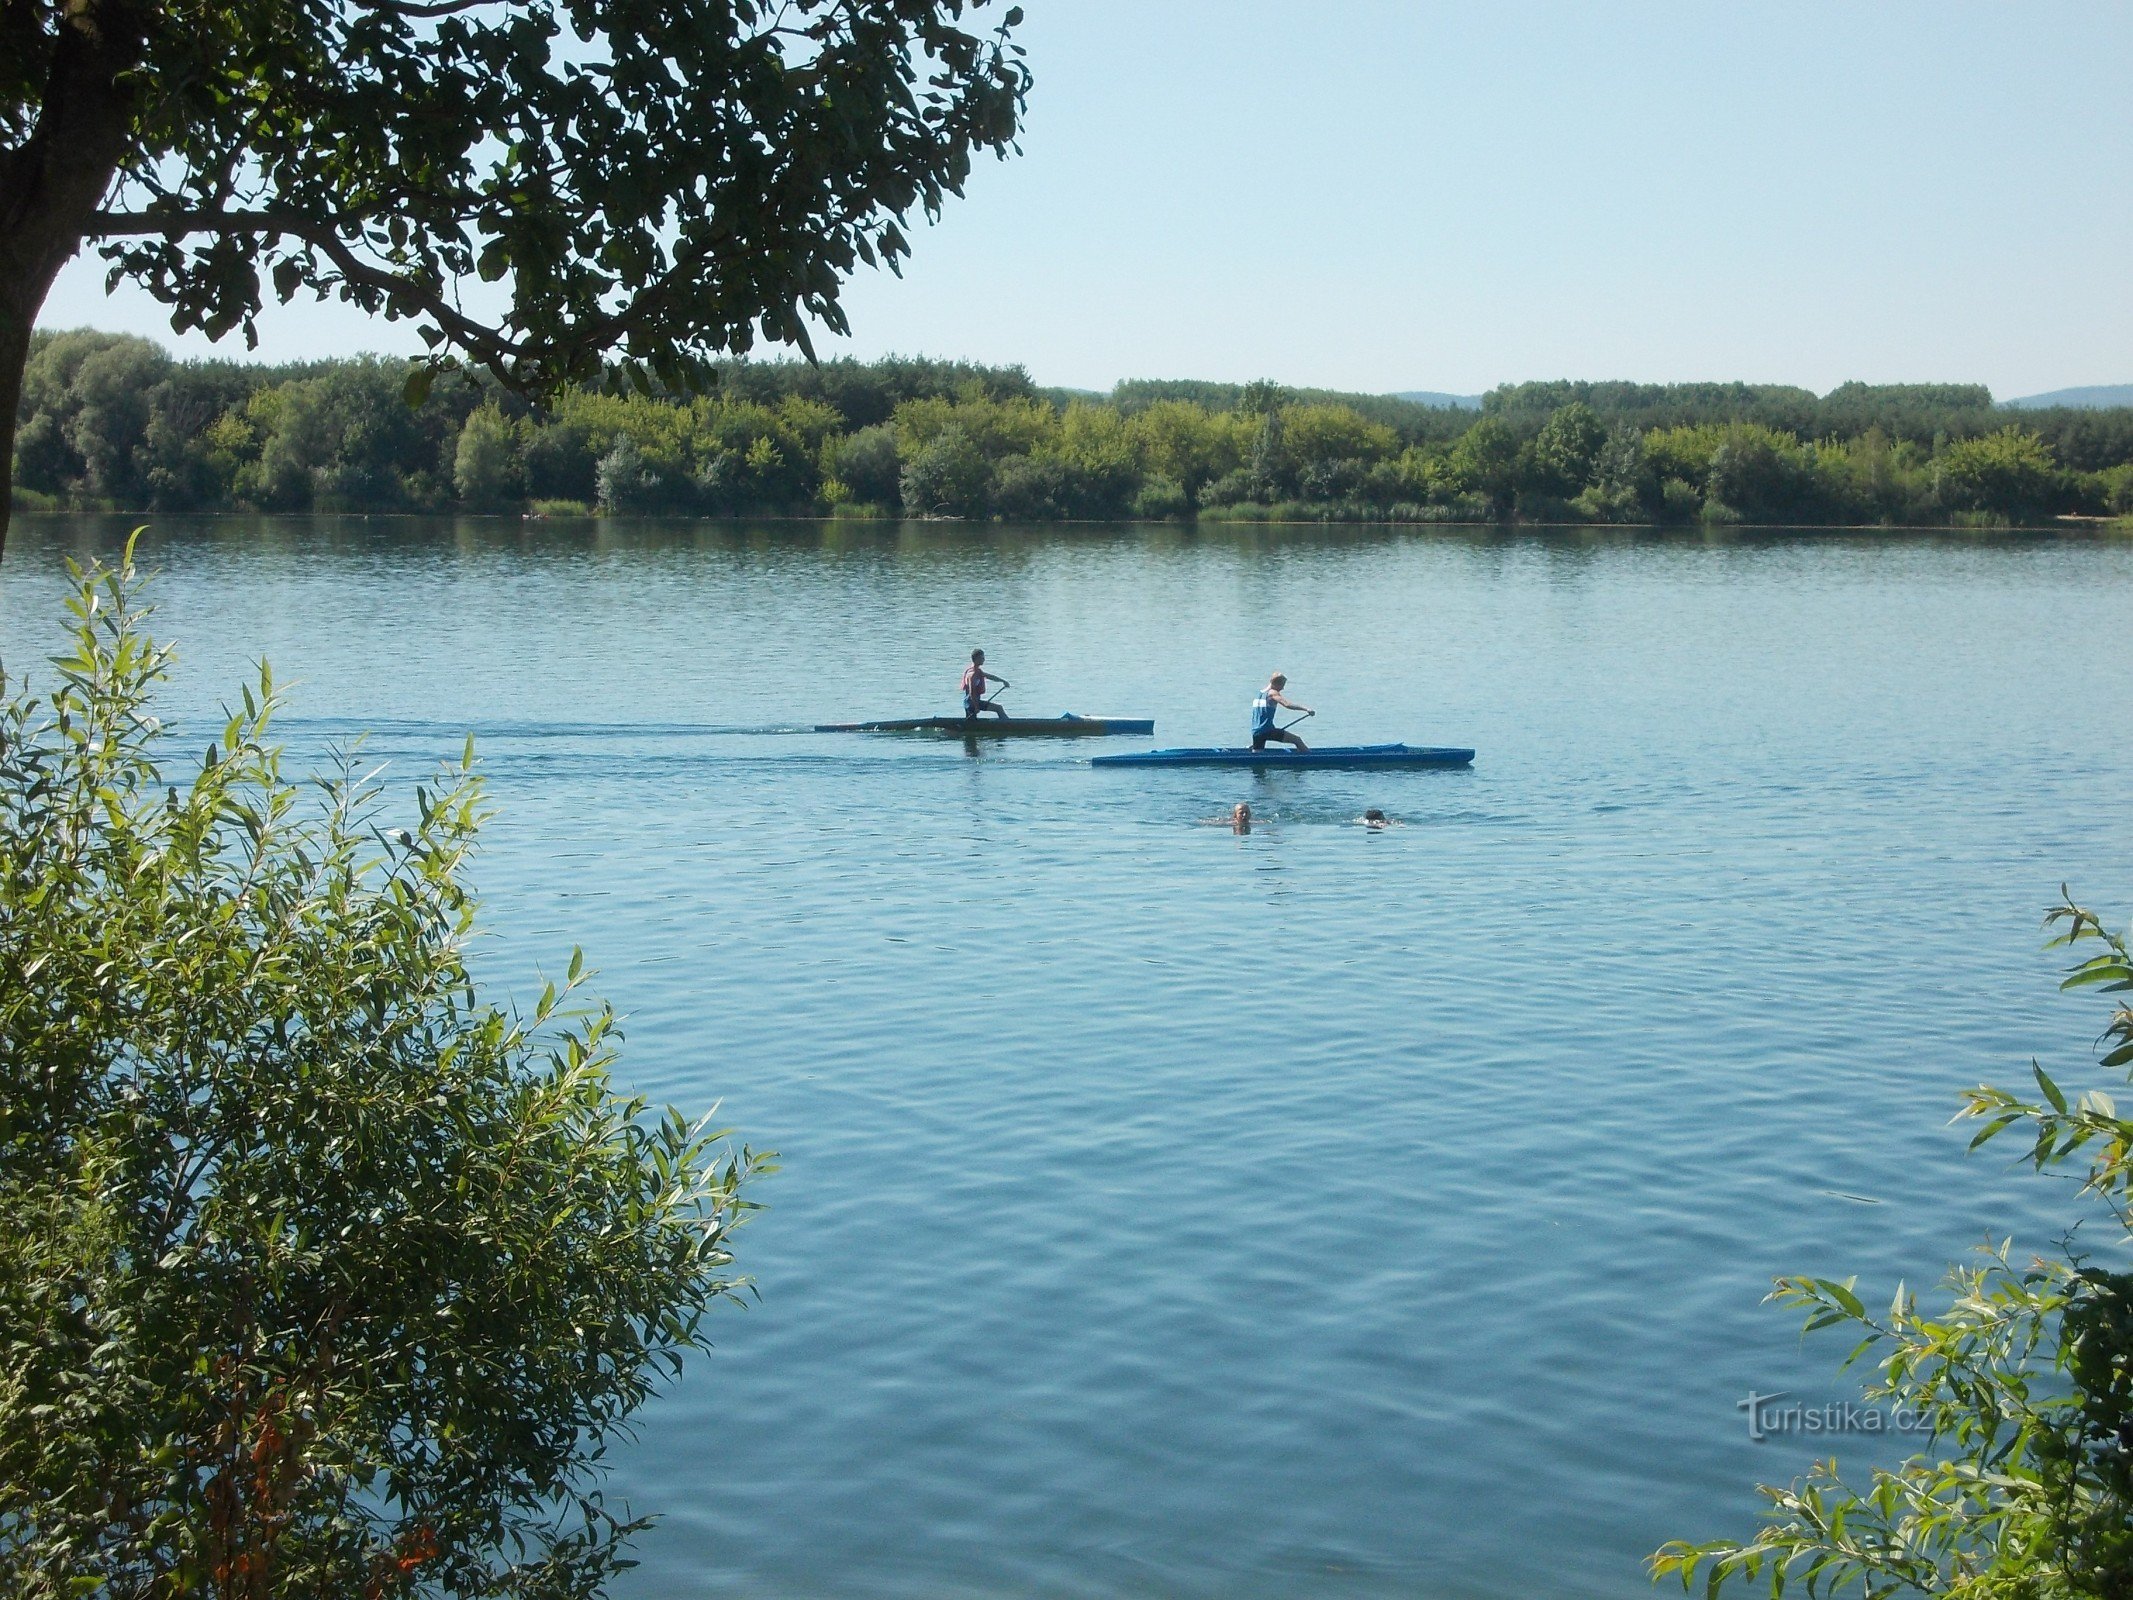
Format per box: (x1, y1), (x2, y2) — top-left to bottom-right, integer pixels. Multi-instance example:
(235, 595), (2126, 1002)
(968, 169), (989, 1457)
(35, 0), (2133, 400)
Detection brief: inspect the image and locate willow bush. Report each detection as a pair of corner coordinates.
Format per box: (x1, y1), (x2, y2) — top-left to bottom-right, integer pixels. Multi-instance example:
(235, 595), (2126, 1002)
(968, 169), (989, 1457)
(0, 543), (770, 1597)
(1656, 900), (2133, 1598)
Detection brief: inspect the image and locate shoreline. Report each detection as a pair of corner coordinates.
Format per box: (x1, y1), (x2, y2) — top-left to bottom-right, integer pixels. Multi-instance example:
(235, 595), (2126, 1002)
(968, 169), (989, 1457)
(11, 505), (2129, 536)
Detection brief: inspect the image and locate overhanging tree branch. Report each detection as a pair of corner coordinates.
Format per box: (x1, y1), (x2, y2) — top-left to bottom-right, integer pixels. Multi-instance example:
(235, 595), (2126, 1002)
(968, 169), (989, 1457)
(349, 0), (506, 15)
(0, 0), (1031, 554)
(87, 205), (533, 374)
(87, 178), (906, 388)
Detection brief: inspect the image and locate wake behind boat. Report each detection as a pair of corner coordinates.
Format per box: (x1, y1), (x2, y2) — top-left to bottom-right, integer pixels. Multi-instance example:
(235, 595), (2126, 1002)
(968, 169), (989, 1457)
(1090, 743), (1473, 769)
(817, 714), (1156, 738)
(820, 646), (1152, 736)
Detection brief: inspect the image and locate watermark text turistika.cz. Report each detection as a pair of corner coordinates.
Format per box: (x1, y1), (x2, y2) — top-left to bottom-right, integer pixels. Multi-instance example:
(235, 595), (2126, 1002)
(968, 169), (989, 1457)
(1739, 1391), (1932, 1443)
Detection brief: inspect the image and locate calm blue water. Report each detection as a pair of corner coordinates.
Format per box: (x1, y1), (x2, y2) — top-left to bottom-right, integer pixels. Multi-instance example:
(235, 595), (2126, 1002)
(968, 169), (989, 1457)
(5, 515), (2131, 1599)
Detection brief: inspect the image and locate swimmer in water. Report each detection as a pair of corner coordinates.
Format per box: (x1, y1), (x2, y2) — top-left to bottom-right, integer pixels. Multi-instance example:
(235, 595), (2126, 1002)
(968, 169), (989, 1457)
(1358, 808), (1397, 829)
(1200, 802), (1253, 833)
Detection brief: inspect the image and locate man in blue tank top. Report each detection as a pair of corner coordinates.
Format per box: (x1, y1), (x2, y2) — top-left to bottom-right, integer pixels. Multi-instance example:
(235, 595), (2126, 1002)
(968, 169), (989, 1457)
(1251, 672), (1312, 751)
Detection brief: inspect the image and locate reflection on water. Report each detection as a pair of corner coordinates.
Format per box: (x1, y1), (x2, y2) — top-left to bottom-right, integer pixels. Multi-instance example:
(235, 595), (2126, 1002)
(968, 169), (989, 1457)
(4, 516), (2132, 1600)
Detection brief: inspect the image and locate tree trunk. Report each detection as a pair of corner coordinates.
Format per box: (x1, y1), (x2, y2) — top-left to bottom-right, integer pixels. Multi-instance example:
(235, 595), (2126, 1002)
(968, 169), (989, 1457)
(0, 296), (29, 561)
(0, 0), (147, 562)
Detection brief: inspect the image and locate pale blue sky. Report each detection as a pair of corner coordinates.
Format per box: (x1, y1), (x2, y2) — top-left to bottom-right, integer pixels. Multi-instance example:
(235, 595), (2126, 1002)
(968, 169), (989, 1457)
(38, 0), (2133, 398)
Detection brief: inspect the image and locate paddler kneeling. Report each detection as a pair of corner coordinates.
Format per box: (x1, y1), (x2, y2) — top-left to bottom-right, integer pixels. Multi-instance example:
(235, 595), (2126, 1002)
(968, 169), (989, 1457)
(1251, 672), (1312, 751)
(961, 648), (1009, 720)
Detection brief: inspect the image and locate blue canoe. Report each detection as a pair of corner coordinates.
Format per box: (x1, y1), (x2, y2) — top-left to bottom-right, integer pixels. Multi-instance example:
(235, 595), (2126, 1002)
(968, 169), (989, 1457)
(1091, 743), (1474, 770)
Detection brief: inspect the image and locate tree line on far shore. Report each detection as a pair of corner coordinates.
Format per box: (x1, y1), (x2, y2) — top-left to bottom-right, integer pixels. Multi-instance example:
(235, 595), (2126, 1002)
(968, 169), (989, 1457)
(17, 328), (2133, 527)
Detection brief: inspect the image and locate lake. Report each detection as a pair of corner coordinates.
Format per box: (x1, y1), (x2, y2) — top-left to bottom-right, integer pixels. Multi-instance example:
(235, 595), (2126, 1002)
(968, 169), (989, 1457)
(4, 514), (2130, 1599)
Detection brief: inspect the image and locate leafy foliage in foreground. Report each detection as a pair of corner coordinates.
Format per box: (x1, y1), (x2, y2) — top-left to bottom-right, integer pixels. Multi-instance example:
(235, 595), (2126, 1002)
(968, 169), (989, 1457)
(55, 0), (1026, 400)
(1653, 901), (2133, 1599)
(0, 546), (771, 1596)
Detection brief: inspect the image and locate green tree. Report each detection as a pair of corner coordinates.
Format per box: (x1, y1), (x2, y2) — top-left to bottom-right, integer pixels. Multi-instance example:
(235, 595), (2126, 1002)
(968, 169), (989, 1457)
(1644, 423), (1728, 490)
(1280, 403), (1399, 502)
(1124, 400), (1249, 506)
(241, 382), (335, 511)
(988, 453), (1075, 519)
(1127, 474), (1189, 519)
(453, 404), (525, 510)
(11, 328), (173, 504)
(692, 401), (822, 514)
(1446, 415), (1522, 515)
(1703, 424), (1817, 523)
(0, 1), (1032, 555)
(1035, 401), (1138, 516)
(1524, 401), (1606, 497)
(139, 363), (252, 511)
(233, 361), (451, 512)
(824, 423), (903, 508)
(0, 548), (771, 1595)
(1245, 407), (1287, 502)
(595, 435), (661, 513)
(899, 423), (992, 517)
(891, 391), (1058, 460)
(1818, 427), (1931, 526)
(1938, 428), (2063, 521)
(1655, 897), (2133, 1600)
(524, 415), (602, 506)
(1572, 424), (1657, 522)
(2099, 463), (2133, 517)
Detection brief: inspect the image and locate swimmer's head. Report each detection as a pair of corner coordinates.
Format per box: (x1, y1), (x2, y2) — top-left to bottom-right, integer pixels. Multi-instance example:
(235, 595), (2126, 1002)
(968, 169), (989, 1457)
(1363, 808), (1386, 823)
(1234, 802), (1251, 821)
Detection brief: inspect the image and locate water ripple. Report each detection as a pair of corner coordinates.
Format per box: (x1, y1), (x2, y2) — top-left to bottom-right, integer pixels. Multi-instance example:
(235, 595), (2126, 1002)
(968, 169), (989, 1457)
(4, 519), (2129, 1600)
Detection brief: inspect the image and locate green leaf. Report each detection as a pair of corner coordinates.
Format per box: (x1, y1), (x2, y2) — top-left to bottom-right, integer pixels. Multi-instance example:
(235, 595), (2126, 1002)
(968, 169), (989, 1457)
(2062, 960), (2133, 991)
(2034, 1063), (2067, 1113)
(1968, 1114), (2020, 1149)
(1821, 1278), (1866, 1320)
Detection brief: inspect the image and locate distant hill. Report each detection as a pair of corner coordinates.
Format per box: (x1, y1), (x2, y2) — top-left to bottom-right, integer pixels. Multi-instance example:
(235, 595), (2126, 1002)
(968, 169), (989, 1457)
(1391, 390), (1483, 410)
(2004, 385), (2133, 410)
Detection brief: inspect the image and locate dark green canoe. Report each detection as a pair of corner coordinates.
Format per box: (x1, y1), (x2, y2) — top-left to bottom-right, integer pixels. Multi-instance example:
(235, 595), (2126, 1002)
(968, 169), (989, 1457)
(816, 715), (1156, 738)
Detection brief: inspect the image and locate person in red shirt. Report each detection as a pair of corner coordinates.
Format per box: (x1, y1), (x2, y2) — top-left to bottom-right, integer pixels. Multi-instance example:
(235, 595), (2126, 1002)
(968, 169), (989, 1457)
(961, 648), (1008, 719)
